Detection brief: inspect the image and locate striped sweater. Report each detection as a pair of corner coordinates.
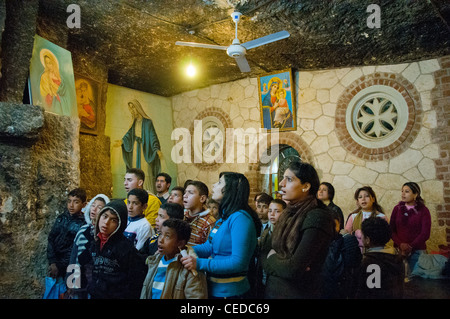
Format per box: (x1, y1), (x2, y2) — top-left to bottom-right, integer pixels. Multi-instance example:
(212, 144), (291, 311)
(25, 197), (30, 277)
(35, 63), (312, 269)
(184, 209), (216, 246)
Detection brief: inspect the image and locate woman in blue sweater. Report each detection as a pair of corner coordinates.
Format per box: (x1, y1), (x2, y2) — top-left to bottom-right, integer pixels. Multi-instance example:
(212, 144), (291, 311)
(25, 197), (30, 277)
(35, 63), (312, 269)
(181, 172), (261, 298)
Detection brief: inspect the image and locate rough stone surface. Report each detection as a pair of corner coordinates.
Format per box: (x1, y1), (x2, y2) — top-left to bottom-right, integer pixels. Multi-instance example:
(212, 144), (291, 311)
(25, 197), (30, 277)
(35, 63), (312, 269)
(0, 109), (80, 298)
(8, 0), (448, 97)
(79, 134), (112, 200)
(0, 103), (44, 144)
(0, 0), (39, 102)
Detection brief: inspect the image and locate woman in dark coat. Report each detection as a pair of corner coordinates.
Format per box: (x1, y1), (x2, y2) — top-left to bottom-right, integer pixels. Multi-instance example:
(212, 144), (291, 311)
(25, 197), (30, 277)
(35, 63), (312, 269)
(262, 161), (335, 299)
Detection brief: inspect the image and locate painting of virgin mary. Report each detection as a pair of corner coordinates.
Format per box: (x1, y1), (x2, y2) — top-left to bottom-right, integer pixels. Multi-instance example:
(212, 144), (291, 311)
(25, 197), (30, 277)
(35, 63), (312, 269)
(29, 35), (77, 118)
(121, 99), (162, 192)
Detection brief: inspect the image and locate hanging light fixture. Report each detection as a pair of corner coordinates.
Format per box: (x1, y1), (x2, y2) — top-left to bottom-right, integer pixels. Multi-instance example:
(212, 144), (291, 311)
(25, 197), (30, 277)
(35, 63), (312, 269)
(186, 62), (196, 77)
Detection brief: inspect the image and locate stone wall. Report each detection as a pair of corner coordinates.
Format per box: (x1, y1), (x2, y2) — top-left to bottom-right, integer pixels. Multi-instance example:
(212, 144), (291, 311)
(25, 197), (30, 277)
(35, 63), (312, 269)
(0, 1), (112, 298)
(0, 103), (80, 298)
(431, 56), (450, 244)
(172, 56), (450, 250)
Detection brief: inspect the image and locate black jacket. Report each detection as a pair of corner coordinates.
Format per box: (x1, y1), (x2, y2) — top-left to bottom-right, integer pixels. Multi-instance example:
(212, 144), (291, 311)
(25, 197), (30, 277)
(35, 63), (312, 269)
(263, 206), (335, 299)
(85, 200), (146, 299)
(47, 210), (86, 275)
(320, 233), (362, 299)
(355, 248), (404, 299)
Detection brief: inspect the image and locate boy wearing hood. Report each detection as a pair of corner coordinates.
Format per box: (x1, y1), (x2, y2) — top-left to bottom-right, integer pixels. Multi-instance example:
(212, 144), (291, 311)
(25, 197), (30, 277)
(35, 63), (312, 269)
(356, 217), (404, 299)
(86, 200), (147, 299)
(67, 194), (109, 298)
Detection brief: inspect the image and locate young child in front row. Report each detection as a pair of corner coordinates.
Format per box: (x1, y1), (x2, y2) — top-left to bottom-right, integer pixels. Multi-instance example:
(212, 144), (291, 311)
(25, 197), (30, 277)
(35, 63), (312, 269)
(140, 219), (207, 299)
(355, 217), (404, 299)
(139, 202), (185, 256)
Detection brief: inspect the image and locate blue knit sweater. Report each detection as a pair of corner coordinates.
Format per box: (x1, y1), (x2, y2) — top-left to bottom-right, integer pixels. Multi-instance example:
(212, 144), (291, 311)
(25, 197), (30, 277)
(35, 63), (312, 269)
(194, 210), (257, 297)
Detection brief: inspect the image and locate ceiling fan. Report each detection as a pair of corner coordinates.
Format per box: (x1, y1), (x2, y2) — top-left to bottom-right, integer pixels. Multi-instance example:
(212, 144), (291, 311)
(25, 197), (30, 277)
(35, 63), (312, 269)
(175, 11), (290, 73)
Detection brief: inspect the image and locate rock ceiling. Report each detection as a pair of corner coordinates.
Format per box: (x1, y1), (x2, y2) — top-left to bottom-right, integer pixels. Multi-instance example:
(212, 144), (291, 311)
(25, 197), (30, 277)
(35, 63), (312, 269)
(38, 0), (450, 96)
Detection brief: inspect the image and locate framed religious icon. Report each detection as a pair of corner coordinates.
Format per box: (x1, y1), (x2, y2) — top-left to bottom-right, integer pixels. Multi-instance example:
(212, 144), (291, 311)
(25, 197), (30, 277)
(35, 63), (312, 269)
(258, 68), (296, 132)
(29, 35), (77, 118)
(74, 73), (102, 135)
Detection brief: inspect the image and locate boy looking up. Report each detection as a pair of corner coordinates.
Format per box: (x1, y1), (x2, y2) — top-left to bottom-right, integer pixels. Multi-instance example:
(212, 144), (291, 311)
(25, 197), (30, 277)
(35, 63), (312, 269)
(183, 181), (216, 246)
(254, 198), (286, 298)
(140, 219), (207, 299)
(125, 188), (155, 250)
(207, 197), (219, 220)
(47, 188), (87, 280)
(139, 202), (185, 256)
(86, 200), (147, 299)
(267, 199), (286, 228)
(68, 194), (109, 299)
(256, 192), (273, 232)
(168, 186), (185, 207)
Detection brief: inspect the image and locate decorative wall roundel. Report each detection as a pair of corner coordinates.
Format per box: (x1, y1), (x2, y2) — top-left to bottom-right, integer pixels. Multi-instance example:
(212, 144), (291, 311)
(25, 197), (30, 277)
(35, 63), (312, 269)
(193, 116), (225, 164)
(335, 72), (423, 161)
(346, 85), (409, 149)
(189, 107), (232, 170)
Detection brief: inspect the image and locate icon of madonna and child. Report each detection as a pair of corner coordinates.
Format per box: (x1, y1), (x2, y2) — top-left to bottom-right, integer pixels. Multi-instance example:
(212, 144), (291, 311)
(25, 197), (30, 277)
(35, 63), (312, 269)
(258, 70), (296, 132)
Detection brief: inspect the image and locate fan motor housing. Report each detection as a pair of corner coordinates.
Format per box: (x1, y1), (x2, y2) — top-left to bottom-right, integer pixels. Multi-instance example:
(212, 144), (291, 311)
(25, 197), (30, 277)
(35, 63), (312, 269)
(226, 44), (246, 58)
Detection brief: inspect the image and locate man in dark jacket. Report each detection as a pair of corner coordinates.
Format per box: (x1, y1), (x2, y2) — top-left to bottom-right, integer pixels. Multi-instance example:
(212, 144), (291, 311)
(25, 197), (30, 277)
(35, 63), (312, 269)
(356, 217), (404, 299)
(81, 200), (146, 299)
(47, 188), (87, 279)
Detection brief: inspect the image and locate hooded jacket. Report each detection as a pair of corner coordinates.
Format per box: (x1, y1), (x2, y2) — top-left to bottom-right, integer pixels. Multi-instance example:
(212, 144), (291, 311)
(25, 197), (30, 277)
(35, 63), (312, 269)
(71, 194), (111, 264)
(68, 194), (110, 297)
(87, 200), (146, 299)
(82, 194), (111, 225)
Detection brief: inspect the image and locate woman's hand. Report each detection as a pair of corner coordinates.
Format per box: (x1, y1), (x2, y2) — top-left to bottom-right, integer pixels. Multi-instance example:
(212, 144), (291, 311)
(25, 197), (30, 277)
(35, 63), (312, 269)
(400, 243), (412, 257)
(181, 255), (197, 271)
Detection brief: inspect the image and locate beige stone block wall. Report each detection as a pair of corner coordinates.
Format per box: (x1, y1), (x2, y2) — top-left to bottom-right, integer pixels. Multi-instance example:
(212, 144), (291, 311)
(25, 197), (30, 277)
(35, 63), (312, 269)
(171, 57), (448, 251)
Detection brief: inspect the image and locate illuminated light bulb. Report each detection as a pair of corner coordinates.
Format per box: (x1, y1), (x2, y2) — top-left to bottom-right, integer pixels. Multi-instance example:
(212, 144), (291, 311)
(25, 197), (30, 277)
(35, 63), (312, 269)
(186, 63), (196, 77)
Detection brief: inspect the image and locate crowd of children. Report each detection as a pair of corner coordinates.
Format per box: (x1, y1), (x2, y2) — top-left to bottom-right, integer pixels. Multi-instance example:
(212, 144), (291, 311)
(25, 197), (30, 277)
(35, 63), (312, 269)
(46, 162), (446, 299)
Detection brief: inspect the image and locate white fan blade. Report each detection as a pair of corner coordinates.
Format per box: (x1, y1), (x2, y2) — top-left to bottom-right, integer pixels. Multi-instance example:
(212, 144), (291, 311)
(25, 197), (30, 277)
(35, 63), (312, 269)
(175, 41), (228, 50)
(241, 30), (290, 50)
(235, 56), (251, 72)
